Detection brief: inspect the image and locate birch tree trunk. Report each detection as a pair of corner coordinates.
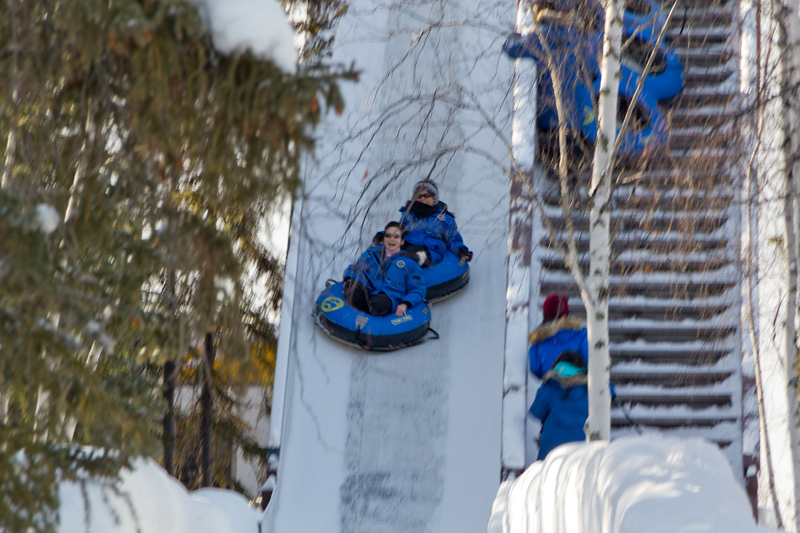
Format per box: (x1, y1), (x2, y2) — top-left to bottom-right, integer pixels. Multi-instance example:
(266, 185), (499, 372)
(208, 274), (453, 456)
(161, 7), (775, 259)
(584, 0), (623, 442)
(778, 0), (800, 525)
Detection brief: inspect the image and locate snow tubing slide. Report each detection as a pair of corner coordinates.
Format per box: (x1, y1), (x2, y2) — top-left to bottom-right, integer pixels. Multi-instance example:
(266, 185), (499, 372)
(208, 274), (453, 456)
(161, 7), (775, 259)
(313, 282), (433, 351)
(423, 251), (470, 302)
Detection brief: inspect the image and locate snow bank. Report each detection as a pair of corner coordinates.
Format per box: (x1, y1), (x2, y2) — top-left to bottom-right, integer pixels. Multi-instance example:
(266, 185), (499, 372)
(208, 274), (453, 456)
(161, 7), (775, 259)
(58, 457), (260, 533)
(191, 0), (297, 73)
(488, 436), (775, 533)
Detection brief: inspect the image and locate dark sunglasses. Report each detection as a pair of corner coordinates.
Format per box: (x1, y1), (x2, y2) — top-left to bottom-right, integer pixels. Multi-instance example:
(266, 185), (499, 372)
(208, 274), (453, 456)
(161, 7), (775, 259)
(417, 192), (433, 199)
(384, 232), (402, 239)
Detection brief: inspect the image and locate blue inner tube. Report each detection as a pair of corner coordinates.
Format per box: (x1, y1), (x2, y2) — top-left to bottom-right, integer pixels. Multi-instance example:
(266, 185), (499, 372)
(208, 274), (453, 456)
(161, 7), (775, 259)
(531, 0), (667, 34)
(618, 25), (683, 101)
(577, 67), (668, 157)
(622, 0), (668, 34)
(313, 282), (432, 351)
(504, 24), (682, 104)
(423, 251), (470, 301)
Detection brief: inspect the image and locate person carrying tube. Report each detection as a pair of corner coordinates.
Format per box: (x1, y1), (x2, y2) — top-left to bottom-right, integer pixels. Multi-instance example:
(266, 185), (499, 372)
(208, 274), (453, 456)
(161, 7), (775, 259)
(529, 351), (589, 461)
(376, 180), (472, 267)
(343, 221), (426, 317)
(529, 292), (616, 395)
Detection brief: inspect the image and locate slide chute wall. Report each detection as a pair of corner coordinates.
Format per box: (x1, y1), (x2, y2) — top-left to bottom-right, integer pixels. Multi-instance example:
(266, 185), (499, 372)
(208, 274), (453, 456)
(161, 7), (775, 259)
(263, 1), (515, 532)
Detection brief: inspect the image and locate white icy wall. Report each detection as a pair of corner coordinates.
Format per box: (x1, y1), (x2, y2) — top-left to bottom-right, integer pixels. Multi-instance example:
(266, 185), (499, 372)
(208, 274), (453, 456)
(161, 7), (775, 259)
(488, 436), (775, 533)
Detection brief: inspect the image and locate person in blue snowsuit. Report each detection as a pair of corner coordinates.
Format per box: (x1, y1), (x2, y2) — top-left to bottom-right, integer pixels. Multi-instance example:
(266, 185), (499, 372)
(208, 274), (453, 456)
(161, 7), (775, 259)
(530, 351), (589, 461)
(396, 180), (472, 267)
(529, 292), (616, 394)
(343, 221), (427, 317)
(529, 292), (589, 378)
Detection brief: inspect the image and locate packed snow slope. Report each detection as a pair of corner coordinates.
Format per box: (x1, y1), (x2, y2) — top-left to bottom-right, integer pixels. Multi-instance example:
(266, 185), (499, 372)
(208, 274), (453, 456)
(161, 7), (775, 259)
(263, 1), (514, 532)
(58, 457), (260, 533)
(489, 436), (774, 533)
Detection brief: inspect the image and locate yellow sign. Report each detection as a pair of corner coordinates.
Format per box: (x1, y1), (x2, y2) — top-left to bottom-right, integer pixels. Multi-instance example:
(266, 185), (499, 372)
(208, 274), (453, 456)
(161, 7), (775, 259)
(391, 315), (413, 326)
(321, 296), (345, 313)
(583, 106), (595, 126)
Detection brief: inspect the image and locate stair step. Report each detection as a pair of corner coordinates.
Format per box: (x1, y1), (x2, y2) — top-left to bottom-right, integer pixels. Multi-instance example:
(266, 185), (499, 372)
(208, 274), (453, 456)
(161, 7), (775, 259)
(611, 427), (734, 449)
(683, 68), (735, 87)
(611, 415), (738, 428)
(615, 393), (733, 408)
(668, 130), (733, 151)
(543, 168), (733, 192)
(610, 324), (736, 343)
(610, 347), (732, 365)
(542, 256), (733, 275)
(668, 10), (735, 31)
(668, 27), (732, 47)
(667, 107), (732, 128)
(541, 236), (730, 254)
(663, 91), (736, 108)
(676, 48), (734, 68)
(610, 370), (733, 386)
(541, 279), (735, 299)
(543, 211), (730, 234)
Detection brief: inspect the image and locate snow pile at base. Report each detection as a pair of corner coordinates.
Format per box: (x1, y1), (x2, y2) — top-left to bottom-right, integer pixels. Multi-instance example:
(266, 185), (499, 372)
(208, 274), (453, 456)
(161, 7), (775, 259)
(190, 0), (297, 73)
(58, 457), (260, 533)
(488, 436), (775, 533)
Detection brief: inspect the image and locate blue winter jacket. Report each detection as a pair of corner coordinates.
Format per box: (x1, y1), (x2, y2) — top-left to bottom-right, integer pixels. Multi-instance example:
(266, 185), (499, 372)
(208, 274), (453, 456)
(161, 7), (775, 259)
(529, 369), (588, 461)
(529, 316), (616, 397)
(399, 202), (468, 265)
(344, 245), (427, 309)
(528, 317), (589, 379)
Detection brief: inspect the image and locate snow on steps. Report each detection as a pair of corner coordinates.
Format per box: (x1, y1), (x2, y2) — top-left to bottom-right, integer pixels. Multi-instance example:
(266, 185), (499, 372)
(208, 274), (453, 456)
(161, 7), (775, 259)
(530, 0), (746, 476)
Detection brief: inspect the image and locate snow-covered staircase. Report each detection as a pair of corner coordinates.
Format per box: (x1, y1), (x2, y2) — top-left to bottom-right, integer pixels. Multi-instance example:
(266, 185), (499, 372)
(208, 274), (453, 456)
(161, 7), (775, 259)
(535, 0), (745, 473)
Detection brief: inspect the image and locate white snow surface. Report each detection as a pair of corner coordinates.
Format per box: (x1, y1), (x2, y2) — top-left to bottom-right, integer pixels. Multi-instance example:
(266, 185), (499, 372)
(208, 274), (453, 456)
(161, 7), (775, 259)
(57, 457), (260, 533)
(488, 436), (774, 533)
(191, 0), (297, 72)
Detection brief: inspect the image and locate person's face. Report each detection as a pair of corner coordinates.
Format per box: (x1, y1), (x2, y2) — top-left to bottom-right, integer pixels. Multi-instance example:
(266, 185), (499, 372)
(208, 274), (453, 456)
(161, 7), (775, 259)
(415, 189), (436, 206)
(384, 227), (404, 253)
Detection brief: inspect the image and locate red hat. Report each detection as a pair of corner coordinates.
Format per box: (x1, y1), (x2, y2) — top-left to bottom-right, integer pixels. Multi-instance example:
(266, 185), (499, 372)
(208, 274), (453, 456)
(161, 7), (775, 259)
(542, 292), (569, 319)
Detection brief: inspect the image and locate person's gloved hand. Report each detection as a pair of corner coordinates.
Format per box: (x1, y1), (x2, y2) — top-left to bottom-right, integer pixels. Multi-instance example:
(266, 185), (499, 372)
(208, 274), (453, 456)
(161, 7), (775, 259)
(372, 232), (384, 245)
(343, 277), (353, 292)
(415, 249), (429, 267)
(457, 248), (473, 263)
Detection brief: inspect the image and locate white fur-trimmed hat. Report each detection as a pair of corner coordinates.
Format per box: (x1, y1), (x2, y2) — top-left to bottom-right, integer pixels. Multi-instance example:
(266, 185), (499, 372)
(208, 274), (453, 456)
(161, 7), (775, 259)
(412, 180), (439, 201)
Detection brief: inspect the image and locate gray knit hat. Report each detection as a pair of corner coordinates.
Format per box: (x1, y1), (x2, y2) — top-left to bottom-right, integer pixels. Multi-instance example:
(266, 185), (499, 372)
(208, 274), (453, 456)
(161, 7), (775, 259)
(412, 180), (439, 201)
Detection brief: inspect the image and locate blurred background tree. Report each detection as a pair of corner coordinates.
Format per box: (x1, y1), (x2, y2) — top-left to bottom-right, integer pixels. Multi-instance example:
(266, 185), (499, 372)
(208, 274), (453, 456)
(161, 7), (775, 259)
(0, 0), (354, 530)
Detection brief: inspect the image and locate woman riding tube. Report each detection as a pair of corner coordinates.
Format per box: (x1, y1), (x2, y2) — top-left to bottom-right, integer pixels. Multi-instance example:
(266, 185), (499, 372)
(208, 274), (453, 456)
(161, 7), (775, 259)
(529, 351), (589, 461)
(396, 180), (472, 267)
(343, 221), (427, 317)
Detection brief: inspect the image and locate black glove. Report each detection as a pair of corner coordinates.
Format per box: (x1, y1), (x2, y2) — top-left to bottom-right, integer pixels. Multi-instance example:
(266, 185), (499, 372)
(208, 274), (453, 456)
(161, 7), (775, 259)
(457, 248), (473, 263)
(372, 231), (384, 245)
(343, 277), (353, 292)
